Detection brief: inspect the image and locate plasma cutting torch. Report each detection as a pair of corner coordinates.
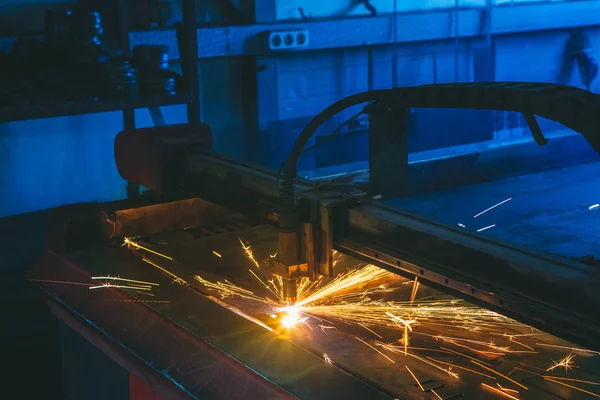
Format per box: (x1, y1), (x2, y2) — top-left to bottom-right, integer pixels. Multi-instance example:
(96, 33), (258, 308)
(115, 82), (600, 350)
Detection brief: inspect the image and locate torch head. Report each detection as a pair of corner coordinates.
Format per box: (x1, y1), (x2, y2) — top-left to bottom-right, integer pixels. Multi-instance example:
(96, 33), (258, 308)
(282, 278), (297, 306)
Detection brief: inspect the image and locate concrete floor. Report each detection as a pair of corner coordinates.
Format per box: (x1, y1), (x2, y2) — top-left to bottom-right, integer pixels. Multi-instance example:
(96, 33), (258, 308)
(390, 161), (600, 259)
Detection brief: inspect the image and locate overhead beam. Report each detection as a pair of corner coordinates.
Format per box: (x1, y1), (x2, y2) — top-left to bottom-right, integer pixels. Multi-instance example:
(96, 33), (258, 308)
(130, 0), (600, 60)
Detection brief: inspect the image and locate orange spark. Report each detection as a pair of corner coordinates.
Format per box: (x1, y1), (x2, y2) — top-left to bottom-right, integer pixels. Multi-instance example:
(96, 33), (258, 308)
(544, 377), (600, 398)
(123, 237), (173, 260)
(546, 353), (576, 372)
(143, 258), (187, 285)
(405, 365), (424, 391)
(355, 337), (395, 364)
(481, 383), (519, 400)
(471, 360), (528, 390)
(239, 238), (260, 268)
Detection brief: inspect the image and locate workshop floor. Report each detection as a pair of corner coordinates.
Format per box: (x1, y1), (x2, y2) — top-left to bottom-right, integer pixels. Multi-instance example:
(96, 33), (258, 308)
(390, 161), (600, 260)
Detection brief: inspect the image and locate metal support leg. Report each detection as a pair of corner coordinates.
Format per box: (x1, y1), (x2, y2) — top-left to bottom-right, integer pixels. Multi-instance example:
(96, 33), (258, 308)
(367, 103), (409, 199)
(181, 0), (201, 124)
(122, 109), (140, 199)
(148, 107), (166, 127)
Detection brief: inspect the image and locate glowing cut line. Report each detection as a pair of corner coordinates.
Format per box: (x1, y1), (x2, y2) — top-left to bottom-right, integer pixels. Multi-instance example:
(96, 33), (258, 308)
(207, 295), (273, 332)
(474, 198), (512, 218)
(546, 353), (576, 372)
(91, 276), (159, 286)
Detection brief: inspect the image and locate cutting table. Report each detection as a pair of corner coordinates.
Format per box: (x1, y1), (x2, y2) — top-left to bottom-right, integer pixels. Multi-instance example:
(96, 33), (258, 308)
(30, 82), (600, 399)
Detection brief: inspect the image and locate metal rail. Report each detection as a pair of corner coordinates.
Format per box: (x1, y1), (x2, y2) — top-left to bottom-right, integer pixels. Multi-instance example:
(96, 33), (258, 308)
(336, 202), (600, 351)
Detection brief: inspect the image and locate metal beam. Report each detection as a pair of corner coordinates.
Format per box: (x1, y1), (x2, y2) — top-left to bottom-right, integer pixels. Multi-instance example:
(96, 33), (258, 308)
(336, 202), (600, 351)
(130, 0), (600, 60)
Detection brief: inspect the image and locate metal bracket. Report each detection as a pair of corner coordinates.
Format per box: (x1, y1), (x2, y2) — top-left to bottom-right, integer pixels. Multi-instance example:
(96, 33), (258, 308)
(523, 113), (548, 146)
(367, 102), (410, 198)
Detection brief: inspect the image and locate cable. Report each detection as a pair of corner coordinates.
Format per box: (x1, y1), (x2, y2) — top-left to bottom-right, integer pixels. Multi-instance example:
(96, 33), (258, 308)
(276, 109), (366, 188)
(283, 89), (393, 182)
(361, 0), (377, 16)
(301, 110), (365, 153)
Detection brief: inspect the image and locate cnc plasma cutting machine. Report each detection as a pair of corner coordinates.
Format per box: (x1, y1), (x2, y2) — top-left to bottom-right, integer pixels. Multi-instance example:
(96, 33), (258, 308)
(31, 82), (600, 399)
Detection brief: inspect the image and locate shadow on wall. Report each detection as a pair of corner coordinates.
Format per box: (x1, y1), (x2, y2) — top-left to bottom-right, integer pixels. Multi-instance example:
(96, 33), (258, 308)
(0, 105), (187, 218)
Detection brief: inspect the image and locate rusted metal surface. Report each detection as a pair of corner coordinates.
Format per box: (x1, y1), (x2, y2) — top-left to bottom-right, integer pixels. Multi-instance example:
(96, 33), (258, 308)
(100, 198), (239, 239)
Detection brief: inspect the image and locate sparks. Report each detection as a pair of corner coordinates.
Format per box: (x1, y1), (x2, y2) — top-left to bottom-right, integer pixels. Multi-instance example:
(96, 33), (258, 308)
(405, 365), (424, 391)
(142, 258), (187, 285)
(280, 307), (305, 328)
(194, 275), (273, 304)
(471, 360), (528, 390)
(89, 283), (152, 291)
(91, 276), (159, 286)
(481, 383), (519, 400)
(477, 224), (496, 232)
(541, 376), (600, 385)
(239, 238), (261, 268)
(589, 204), (599, 210)
(296, 264), (392, 307)
(324, 354), (334, 364)
(546, 353), (576, 372)
(544, 376), (600, 398)
(409, 277), (420, 304)
(355, 337), (396, 364)
(212, 250), (222, 257)
(473, 197), (512, 218)
(535, 343), (600, 355)
(123, 237), (173, 260)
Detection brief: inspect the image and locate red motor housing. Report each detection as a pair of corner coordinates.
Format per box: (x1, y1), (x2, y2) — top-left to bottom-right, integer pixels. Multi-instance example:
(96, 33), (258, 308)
(114, 123), (213, 191)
